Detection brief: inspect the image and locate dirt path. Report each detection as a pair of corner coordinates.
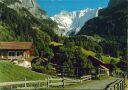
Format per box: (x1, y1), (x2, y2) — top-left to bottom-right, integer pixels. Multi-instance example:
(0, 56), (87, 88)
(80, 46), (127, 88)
(72, 77), (118, 90)
(126, 79), (128, 90)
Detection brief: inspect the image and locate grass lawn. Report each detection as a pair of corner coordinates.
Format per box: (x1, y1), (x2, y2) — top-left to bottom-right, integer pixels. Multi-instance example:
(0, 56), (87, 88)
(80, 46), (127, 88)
(50, 41), (63, 46)
(99, 75), (110, 80)
(81, 48), (120, 64)
(101, 56), (120, 64)
(81, 48), (96, 56)
(0, 61), (48, 82)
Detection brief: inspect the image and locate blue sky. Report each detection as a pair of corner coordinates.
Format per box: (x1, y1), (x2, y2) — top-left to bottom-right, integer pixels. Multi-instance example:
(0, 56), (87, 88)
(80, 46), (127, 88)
(36, 0), (109, 16)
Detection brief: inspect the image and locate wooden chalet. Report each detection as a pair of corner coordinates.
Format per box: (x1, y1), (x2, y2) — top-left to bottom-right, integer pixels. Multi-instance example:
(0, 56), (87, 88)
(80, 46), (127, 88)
(88, 56), (113, 76)
(0, 42), (34, 62)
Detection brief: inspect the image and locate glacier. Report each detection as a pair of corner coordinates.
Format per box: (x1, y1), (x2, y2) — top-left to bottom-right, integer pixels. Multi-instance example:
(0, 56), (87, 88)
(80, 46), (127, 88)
(51, 8), (101, 36)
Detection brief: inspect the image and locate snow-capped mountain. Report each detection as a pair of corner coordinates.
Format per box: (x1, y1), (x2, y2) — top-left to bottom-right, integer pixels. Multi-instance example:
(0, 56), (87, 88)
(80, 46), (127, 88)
(51, 8), (101, 36)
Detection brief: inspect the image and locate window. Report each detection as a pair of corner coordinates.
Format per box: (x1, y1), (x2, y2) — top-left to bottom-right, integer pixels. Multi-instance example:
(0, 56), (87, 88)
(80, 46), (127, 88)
(8, 51), (24, 57)
(17, 52), (20, 56)
(16, 51), (23, 56)
(8, 51), (15, 56)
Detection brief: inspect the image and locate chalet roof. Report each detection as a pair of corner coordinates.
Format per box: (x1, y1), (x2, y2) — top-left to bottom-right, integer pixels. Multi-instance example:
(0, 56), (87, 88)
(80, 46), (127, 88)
(100, 65), (109, 70)
(88, 55), (111, 69)
(0, 42), (33, 50)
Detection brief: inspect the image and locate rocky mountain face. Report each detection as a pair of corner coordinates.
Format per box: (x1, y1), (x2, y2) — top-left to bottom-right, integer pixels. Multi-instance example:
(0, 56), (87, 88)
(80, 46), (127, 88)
(0, 0), (48, 19)
(77, 0), (128, 60)
(51, 8), (100, 36)
(78, 0), (128, 37)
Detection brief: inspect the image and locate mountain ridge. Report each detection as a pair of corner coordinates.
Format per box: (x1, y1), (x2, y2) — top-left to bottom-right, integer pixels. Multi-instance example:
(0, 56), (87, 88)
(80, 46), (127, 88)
(77, 0), (128, 60)
(0, 0), (48, 19)
(51, 8), (100, 36)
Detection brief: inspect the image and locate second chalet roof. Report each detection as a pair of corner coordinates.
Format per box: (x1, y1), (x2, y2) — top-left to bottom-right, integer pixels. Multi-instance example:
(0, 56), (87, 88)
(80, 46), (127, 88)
(0, 42), (33, 50)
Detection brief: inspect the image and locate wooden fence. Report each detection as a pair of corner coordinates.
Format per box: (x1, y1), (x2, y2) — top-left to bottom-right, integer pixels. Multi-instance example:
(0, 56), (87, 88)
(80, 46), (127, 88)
(105, 78), (126, 90)
(0, 75), (92, 89)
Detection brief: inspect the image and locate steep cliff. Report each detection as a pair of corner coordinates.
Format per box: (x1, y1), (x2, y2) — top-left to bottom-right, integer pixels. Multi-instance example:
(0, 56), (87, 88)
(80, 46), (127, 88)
(0, 0), (48, 19)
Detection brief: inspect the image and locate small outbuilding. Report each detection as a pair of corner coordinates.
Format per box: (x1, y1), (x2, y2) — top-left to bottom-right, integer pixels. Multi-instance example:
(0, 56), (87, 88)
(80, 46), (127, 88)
(88, 55), (111, 76)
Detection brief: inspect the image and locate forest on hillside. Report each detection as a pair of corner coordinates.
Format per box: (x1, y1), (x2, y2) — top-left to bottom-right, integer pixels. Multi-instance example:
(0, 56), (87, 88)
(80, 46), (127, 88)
(0, 0), (127, 77)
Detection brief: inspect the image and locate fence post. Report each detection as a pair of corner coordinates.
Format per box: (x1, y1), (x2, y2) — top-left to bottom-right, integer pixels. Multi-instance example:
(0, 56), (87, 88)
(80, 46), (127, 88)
(121, 81), (123, 90)
(122, 79), (125, 90)
(114, 84), (116, 90)
(62, 77), (64, 88)
(120, 81), (123, 90)
(10, 85), (12, 90)
(47, 77), (49, 88)
(90, 75), (91, 80)
(115, 84), (117, 90)
(39, 80), (41, 87)
(25, 78), (27, 87)
(80, 78), (82, 83)
(10, 80), (13, 89)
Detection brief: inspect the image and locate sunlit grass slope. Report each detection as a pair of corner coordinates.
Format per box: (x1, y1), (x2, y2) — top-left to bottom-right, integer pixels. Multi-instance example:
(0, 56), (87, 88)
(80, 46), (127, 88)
(0, 61), (47, 82)
(81, 48), (120, 64)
